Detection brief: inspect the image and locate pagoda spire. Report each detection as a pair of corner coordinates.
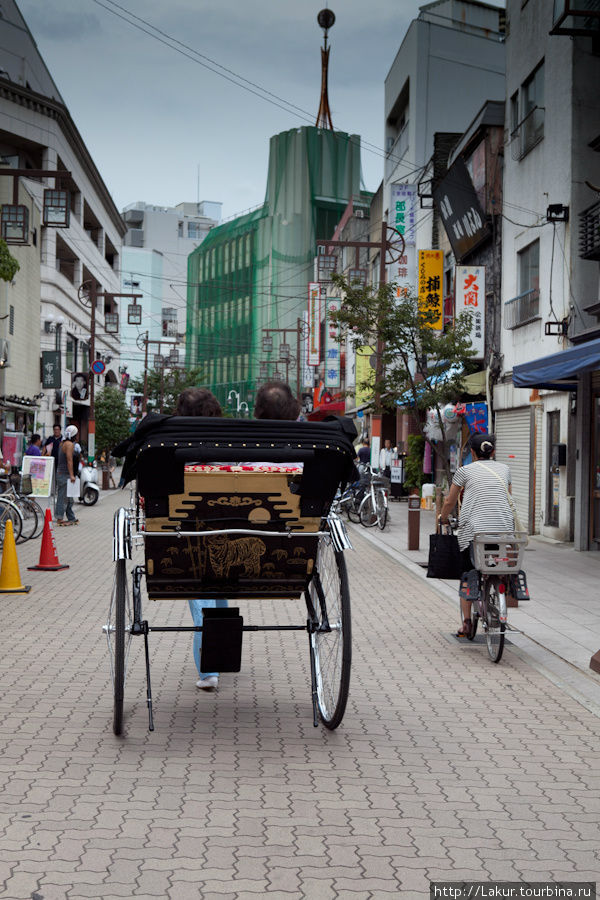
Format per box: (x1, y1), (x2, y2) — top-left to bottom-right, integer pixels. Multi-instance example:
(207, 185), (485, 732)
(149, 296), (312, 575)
(315, 9), (335, 130)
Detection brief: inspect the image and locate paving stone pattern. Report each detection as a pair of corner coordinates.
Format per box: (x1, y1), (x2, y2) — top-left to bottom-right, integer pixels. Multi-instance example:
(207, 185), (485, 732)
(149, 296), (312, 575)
(1, 492), (599, 899)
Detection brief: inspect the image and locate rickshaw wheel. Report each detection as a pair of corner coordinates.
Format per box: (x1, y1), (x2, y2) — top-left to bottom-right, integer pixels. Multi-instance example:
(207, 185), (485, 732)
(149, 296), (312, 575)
(112, 559), (128, 735)
(309, 538), (351, 730)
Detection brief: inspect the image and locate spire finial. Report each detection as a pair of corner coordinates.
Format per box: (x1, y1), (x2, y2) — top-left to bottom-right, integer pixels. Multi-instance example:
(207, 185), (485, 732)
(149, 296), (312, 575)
(316, 9), (335, 130)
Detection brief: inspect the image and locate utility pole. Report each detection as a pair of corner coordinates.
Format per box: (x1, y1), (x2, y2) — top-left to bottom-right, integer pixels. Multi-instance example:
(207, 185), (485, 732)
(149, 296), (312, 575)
(138, 335), (179, 414)
(261, 321), (309, 397)
(316, 222), (405, 446)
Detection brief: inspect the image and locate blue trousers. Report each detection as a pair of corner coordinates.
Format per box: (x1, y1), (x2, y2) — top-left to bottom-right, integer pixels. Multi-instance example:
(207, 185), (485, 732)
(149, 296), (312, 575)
(188, 598), (229, 678)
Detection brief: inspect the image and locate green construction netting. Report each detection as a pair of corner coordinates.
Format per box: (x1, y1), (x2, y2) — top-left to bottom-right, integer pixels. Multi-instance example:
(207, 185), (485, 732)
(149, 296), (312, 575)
(186, 125), (363, 407)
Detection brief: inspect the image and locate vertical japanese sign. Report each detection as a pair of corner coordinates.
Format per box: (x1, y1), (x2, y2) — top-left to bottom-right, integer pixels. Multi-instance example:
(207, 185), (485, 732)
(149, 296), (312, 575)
(455, 265), (485, 359)
(307, 283), (321, 366)
(418, 250), (443, 330)
(355, 346), (375, 408)
(41, 351), (61, 389)
(324, 297), (341, 389)
(300, 311), (314, 388)
(390, 184), (416, 244)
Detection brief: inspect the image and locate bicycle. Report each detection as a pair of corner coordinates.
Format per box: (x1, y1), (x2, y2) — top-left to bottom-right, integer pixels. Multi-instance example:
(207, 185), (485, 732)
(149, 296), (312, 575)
(0, 473), (43, 541)
(358, 467), (389, 530)
(0, 495), (23, 546)
(459, 531), (528, 663)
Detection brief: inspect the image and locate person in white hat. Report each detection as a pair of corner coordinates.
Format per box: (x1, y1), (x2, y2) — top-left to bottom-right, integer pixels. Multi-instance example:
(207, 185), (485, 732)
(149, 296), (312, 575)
(55, 425), (79, 525)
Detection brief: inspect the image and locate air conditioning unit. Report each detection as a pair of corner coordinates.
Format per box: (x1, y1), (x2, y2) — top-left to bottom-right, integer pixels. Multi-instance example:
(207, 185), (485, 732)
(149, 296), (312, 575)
(355, 209), (365, 219)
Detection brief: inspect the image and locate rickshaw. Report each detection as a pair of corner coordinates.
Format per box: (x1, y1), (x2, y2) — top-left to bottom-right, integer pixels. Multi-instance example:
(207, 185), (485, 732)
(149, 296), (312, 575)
(107, 415), (358, 736)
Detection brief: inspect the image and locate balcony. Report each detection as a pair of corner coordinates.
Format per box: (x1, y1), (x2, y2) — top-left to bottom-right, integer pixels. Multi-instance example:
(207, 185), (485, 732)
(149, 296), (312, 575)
(579, 200), (600, 261)
(551, 0), (600, 35)
(510, 107), (544, 161)
(504, 288), (540, 330)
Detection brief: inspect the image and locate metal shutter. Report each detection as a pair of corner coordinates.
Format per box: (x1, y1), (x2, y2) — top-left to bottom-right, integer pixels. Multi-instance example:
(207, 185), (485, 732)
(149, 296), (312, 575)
(495, 408), (531, 532)
(534, 404), (543, 534)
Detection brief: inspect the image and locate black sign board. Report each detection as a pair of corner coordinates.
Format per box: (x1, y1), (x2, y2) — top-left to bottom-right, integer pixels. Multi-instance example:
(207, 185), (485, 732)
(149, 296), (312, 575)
(41, 351), (61, 389)
(433, 157), (490, 261)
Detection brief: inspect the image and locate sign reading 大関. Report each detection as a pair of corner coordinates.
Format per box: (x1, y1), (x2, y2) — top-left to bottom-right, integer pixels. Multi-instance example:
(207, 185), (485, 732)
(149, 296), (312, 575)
(418, 250), (443, 330)
(455, 265), (485, 359)
(324, 297), (341, 389)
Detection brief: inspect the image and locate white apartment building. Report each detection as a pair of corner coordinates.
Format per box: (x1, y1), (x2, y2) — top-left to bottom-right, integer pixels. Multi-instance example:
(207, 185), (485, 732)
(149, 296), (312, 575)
(120, 200), (221, 402)
(0, 0), (125, 451)
(383, 0), (505, 265)
(494, 0), (600, 549)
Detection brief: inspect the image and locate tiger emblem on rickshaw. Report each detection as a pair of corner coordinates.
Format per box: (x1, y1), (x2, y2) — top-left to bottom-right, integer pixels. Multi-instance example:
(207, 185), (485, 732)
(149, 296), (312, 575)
(207, 534), (266, 578)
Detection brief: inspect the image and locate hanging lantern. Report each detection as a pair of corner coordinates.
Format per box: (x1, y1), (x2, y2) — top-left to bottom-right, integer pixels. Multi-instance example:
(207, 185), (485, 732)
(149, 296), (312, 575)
(273, 369), (284, 382)
(43, 189), (70, 227)
(154, 354), (165, 371)
(168, 348), (179, 365)
(348, 268), (367, 287)
(262, 335), (273, 353)
(259, 361), (268, 378)
(279, 343), (290, 361)
(105, 312), (119, 333)
(1, 204), (28, 244)
(127, 302), (142, 325)
(317, 253), (336, 282)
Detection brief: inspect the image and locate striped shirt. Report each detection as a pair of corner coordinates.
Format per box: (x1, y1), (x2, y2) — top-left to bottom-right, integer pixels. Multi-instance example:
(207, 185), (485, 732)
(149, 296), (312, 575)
(453, 460), (514, 550)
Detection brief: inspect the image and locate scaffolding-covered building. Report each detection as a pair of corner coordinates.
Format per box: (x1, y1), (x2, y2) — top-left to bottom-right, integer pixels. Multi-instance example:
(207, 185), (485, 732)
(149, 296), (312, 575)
(186, 125), (363, 405)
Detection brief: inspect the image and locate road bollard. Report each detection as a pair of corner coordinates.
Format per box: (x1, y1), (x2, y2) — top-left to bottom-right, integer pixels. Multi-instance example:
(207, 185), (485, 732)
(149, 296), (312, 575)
(407, 491), (420, 551)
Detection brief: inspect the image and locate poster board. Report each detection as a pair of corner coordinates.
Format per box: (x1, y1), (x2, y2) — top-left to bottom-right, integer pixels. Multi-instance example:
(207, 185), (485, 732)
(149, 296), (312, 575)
(22, 455), (54, 497)
(2, 433), (23, 467)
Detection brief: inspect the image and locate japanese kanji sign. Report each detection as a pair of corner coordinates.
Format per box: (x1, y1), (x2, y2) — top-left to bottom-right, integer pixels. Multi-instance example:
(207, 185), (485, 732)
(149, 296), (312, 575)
(355, 346), (376, 408)
(41, 351), (61, 389)
(418, 250), (444, 331)
(390, 184), (416, 244)
(300, 310), (314, 388)
(455, 265), (485, 359)
(324, 297), (341, 388)
(394, 244), (416, 303)
(307, 283), (321, 366)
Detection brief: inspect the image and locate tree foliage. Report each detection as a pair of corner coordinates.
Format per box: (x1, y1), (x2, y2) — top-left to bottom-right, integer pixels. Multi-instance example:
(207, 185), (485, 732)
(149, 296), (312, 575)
(331, 273), (477, 482)
(0, 239), (20, 283)
(95, 386), (131, 458)
(128, 366), (208, 414)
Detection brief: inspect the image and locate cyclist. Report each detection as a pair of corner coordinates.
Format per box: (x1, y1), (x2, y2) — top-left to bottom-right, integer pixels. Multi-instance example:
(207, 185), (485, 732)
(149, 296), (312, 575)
(439, 433), (528, 637)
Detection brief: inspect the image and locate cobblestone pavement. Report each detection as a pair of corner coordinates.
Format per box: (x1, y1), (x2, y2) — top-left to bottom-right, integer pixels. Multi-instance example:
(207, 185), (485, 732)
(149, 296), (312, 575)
(1, 490), (599, 899)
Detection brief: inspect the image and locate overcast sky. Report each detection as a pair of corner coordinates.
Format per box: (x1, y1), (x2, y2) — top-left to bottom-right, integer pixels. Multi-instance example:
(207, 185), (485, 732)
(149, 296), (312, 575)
(19, 0), (502, 221)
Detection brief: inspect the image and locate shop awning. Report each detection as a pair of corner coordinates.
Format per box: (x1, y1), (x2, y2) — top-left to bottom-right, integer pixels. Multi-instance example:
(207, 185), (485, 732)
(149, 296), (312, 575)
(512, 337), (600, 391)
(306, 399), (346, 421)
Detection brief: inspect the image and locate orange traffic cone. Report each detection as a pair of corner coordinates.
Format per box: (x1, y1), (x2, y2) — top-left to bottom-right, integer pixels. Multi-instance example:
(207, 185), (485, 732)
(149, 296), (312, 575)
(28, 509), (69, 572)
(0, 519), (31, 592)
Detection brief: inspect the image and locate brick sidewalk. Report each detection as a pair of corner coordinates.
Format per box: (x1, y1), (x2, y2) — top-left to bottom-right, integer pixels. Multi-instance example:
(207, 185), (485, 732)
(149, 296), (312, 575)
(0, 489), (599, 898)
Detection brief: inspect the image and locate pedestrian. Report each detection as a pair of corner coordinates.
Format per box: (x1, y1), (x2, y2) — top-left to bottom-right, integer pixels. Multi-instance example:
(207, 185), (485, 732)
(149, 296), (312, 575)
(439, 433), (528, 636)
(254, 381), (301, 420)
(175, 387), (227, 692)
(43, 423), (62, 465)
(25, 434), (42, 456)
(357, 438), (370, 466)
(55, 425), (79, 526)
(379, 438), (394, 479)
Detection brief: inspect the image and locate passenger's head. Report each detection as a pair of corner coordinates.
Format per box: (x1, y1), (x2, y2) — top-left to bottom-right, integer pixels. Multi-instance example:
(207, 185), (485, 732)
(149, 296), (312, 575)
(175, 388), (222, 417)
(470, 433), (495, 460)
(254, 381), (301, 420)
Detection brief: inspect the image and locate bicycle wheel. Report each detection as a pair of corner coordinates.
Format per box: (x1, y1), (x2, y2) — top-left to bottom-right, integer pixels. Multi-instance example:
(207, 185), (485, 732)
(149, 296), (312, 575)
(484, 579), (505, 663)
(0, 498), (23, 547)
(308, 537), (351, 730)
(14, 498), (38, 543)
(346, 499), (361, 523)
(458, 599), (479, 640)
(106, 559), (132, 735)
(25, 498), (45, 538)
(375, 489), (388, 530)
(359, 493), (377, 527)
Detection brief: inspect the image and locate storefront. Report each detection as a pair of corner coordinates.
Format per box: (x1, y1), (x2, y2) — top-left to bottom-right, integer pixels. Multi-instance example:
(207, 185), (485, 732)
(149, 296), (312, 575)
(514, 338), (600, 550)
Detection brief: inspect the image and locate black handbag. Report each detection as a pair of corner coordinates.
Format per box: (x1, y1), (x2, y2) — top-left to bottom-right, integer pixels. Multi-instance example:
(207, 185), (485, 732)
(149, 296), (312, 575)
(426, 525), (464, 579)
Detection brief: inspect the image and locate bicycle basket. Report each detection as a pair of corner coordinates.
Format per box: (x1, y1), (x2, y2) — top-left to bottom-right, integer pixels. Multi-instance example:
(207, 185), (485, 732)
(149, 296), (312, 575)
(9, 472), (20, 488)
(20, 474), (33, 495)
(472, 532), (527, 574)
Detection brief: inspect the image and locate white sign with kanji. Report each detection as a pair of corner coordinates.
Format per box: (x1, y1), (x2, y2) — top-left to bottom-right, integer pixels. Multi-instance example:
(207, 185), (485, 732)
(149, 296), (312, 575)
(307, 283), (321, 366)
(324, 297), (341, 388)
(455, 265), (485, 359)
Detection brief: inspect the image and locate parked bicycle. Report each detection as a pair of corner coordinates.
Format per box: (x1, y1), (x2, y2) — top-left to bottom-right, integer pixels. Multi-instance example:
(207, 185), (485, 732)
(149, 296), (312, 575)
(459, 531), (528, 663)
(0, 473), (42, 542)
(358, 466), (389, 530)
(0, 495), (23, 546)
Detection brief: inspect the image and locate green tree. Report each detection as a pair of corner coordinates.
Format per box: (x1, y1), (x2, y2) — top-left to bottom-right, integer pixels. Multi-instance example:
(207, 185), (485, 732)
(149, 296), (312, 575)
(95, 386), (131, 458)
(331, 273), (477, 483)
(0, 239), (19, 283)
(128, 365), (208, 414)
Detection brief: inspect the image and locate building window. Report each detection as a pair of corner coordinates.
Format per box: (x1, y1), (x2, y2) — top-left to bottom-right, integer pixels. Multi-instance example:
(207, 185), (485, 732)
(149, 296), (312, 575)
(518, 239), (540, 294)
(66, 333), (77, 371)
(188, 221), (202, 239)
(80, 342), (88, 370)
(512, 61), (544, 159)
(505, 239), (540, 329)
(178, 222), (183, 237)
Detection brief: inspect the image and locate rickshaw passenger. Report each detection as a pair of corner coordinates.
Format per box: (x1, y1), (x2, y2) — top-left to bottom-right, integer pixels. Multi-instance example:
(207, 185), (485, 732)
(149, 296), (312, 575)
(177, 388), (228, 691)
